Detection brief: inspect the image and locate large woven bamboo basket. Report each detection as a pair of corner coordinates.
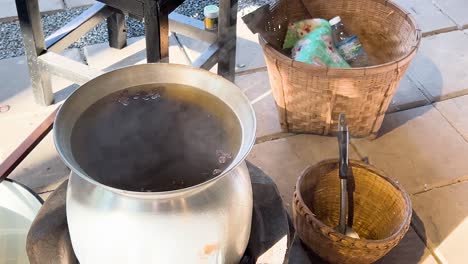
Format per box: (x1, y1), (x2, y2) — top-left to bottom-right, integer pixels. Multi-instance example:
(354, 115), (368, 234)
(292, 159), (412, 264)
(260, 0), (421, 137)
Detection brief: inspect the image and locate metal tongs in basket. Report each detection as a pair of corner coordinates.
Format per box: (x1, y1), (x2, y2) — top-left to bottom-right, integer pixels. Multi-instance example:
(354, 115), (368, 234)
(335, 114), (360, 238)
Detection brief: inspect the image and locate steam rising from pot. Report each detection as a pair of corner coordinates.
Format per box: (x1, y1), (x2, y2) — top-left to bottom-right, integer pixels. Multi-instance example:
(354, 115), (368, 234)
(70, 84), (241, 192)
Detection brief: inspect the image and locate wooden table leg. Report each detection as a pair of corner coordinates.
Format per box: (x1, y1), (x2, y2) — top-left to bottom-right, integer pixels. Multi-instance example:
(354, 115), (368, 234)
(218, 0), (238, 82)
(143, 0), (169, 63)
(107, 11), (127, 49)
(15, 0), (53, 106)
(159, 12), (169, 62)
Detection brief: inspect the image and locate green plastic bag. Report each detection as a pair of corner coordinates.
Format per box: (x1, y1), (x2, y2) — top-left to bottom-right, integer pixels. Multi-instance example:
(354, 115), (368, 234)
(292, 26), (350, 68)
(283, 19), (329, 49)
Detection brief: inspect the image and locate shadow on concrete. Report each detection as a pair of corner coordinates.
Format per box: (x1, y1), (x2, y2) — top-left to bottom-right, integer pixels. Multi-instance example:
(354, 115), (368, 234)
(376, 103), (430, 138)
(377, 54), (443, 138)
(375, 212), (429, 264)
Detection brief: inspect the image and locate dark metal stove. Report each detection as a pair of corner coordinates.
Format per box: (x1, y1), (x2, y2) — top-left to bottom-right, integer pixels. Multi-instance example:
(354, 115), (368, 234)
(26, 163), (290, 264)
(0, 108), (291, 263)
(15, 0), (239, 106)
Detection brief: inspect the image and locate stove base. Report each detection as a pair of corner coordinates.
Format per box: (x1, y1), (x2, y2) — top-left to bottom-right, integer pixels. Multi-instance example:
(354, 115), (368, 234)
(26, 162), (290, 264)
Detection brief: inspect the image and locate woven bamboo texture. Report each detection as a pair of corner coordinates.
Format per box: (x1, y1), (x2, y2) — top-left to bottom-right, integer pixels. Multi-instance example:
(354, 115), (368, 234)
(260, 0), (421, 137)
(292, 159), (412, 264)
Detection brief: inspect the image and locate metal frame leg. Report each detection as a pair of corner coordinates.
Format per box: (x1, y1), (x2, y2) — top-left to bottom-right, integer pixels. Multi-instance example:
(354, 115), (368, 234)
(218, 0), (238, 82)
(107, 11), (128, 49)
(144, 0), (169, 63)
(15, 0), (53, 106)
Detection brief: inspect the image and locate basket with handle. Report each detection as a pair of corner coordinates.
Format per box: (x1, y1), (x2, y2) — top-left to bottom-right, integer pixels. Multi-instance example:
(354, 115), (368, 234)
(258, 0), (421, 137)
(292, 159), (412, 264)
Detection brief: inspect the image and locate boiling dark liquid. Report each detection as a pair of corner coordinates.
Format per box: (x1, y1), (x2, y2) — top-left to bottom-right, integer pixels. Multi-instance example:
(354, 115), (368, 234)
(71, 84), (241, 192)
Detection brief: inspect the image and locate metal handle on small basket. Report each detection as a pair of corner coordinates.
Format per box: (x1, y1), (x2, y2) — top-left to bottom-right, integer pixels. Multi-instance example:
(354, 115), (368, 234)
(338, 114), (349, 180)
(337, 114), (349, 234)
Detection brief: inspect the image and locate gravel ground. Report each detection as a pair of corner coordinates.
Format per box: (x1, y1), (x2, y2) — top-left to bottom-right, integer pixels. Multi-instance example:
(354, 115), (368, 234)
(0, 0), (272, 60)
(0, 7), (144, 60)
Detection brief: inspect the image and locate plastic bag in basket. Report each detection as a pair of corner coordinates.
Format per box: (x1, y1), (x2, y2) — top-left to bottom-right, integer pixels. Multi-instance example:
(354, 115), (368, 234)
(292, 25), (350, 68)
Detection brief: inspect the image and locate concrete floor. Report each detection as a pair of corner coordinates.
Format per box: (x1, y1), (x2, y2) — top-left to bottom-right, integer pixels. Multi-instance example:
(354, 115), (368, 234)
(3, 1), (468, 262)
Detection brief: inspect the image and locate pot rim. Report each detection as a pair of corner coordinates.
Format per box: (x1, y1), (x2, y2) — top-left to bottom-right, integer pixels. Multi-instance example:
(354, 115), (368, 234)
(54, 63), (256, 198)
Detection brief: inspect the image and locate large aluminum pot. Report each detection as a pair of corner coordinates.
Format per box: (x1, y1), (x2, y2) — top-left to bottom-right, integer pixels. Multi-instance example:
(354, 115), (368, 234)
(54, 64), (256, 263)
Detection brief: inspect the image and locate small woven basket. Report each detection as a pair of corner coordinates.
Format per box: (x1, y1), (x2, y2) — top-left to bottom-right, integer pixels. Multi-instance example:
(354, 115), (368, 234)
(292, 159), (411, 264)
(260, 0), (421, 137)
